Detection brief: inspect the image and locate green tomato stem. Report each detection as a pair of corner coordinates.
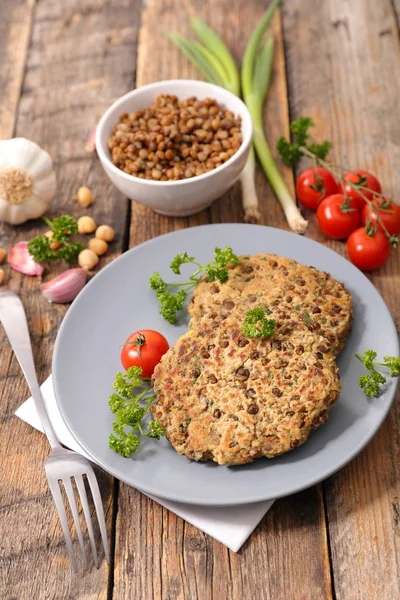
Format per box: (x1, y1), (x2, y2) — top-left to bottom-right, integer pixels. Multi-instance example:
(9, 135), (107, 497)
(300, 146), (397, 243)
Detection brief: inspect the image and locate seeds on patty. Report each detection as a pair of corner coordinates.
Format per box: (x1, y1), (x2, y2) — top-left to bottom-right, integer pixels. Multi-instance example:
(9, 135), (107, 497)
(152, 252), (351, 466)
(151, 313), (342, 466)
(236, 367), (250, 380)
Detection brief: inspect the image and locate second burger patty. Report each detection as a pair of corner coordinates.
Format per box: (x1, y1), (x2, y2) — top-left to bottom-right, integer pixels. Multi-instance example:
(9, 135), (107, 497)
(151, 253), (351, 466)
(188, 253), (353, 357)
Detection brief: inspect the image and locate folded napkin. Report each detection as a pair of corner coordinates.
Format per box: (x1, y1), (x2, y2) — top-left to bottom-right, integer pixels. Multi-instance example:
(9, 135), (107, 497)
(16, 375), (274, 552)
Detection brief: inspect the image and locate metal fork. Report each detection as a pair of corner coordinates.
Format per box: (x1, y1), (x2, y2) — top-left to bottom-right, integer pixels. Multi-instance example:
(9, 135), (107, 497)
(0, 290), (110, 572)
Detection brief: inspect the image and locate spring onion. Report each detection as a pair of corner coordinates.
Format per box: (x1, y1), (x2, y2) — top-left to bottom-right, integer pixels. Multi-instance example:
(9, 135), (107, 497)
(167, 4), (307, 231)
(241, 0), (308, 233)
(167, 21), (261, 222)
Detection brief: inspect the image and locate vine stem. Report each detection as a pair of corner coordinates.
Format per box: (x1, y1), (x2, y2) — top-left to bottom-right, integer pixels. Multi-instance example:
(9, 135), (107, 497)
(299, 146), (398, 244)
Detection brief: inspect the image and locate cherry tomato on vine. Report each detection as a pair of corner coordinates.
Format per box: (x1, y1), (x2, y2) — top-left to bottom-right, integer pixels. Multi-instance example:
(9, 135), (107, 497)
(338, 169), (381, 210)
(316, 194), (360, 239)
(295, 167), (338, 211)
(361, 197), (400, 236)
(346, 228), (391, 271)
(121, 329), (169, 378)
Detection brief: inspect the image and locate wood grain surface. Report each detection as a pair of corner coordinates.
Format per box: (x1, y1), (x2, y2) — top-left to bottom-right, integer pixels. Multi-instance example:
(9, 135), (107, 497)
(118, 2), (332, 600)
(0, 0), (140, 597)
(281, 1), (400, 598)
(0, 0), (399, 598)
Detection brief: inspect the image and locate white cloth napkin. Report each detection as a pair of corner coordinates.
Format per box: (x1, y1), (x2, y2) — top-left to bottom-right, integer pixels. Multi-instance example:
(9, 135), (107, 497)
(16, 375), (274, 552)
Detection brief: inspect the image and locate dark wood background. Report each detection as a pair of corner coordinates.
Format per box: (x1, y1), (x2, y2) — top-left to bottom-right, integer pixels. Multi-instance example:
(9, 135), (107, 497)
(1, 1), (399, 598)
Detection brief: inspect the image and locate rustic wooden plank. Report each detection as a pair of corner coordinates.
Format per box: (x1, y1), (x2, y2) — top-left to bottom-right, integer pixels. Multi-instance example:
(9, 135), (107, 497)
(119, 2), (332, 599)
(392, 0), (400, 27)
(0, 0), (141, 597)
(0, 0), (36, 138)
(281, 1), (400, 598)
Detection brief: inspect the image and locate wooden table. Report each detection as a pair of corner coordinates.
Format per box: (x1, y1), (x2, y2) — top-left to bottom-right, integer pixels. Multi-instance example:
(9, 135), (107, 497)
(1, 1), (399, 598)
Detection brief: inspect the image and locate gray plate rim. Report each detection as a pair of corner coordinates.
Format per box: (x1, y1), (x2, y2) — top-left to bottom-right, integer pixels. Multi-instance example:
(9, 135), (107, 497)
(53, 224), (399, 506)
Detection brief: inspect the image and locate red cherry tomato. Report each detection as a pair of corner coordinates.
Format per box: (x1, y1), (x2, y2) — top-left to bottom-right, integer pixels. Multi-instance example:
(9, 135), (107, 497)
(346, 228), (390, 271)
(316, 194), (360, 239)
(295, 167), (338, 211)
(121, 329), (169, 378)
(338, 169), (381, 210)
(361, 197), (400, 236)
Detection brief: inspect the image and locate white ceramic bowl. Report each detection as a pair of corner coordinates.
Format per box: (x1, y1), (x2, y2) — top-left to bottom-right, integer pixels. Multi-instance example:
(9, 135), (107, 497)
(96, 80), (252, 217)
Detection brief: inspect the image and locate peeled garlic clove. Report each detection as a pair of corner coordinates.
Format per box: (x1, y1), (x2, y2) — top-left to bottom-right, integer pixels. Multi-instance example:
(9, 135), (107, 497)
(8, 241), (45, 276)
(85, 128), (97, 153)
(41, 268), (88, 303)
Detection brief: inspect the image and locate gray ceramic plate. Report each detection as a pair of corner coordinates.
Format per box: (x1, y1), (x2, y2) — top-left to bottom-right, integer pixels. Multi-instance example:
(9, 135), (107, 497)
(53, 224), (399, 506)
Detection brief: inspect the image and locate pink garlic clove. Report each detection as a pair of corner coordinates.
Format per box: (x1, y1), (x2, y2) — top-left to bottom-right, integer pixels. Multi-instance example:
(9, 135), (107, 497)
(41, 268), (88, 303)
(8, 241), (45, 276)
(85, 128), (97, 153)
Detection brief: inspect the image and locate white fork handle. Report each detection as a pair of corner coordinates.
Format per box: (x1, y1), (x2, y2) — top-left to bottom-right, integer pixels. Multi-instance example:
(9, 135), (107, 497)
(0, 290), (60, 449)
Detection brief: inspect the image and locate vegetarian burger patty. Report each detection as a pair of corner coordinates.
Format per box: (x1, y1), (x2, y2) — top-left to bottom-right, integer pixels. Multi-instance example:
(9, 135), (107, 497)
(151, 314), (341, 465)
(188, 254), (353, 356)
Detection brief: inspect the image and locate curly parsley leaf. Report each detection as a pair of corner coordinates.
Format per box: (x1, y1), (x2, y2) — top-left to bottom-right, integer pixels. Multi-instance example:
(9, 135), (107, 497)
(307, 141), (332, 161)
(205, 266), (229, 283)
(149, 272), (167, 293)
(27, 236), (53, 263)
(243, 305), (276, 339)
(44, 215), (78, 242)
(359, 371), (386, 398)
(109, 433), (140, 457)
(28, 215), (83, 264)
(277, 117), (332, 166)
(382, 355), (400, 377)
(357, 350), (377, 371)
(108, 366), (164, 457)
(146, 420), (165, 439)
(56, 241), (84, 263)
(356, 350), (400, 398)
(149, 246), (239, 324)
(169, 251), (196, 275)
(157, 289), (188, 324)
(214, 246), (239, 268)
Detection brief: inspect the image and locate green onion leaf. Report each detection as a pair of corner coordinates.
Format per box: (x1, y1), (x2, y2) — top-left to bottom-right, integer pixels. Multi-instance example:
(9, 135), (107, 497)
(190, 17), (240, 95)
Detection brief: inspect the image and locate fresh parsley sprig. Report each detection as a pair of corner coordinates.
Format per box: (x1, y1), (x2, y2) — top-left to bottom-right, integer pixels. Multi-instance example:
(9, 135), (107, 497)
(356, 350), (400, 398)
(150, 246), (239, 324)
(242, 305), (276, 339)
(276, 117), (332, 166)
(108, 366), (164, 457)
(28, 215), (84, 263)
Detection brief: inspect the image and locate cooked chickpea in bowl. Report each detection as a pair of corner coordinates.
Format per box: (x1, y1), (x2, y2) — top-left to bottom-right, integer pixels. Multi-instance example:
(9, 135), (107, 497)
(109, 94), (243, 181)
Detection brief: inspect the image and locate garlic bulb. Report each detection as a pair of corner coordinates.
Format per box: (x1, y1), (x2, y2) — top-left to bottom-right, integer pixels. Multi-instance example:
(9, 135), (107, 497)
(0, 138), (56, 225)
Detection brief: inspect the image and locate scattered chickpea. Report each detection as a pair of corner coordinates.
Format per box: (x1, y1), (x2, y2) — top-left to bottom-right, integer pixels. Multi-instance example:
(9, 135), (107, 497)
(88, 238), (108, 256)
(78, 215), (96, 234)
(77, 186), (93, 207)
(0, 268), (5, 285)
(96, 225), (115, 243)
(78, 248), (99, 270)
(44, 230), (61, 251)
(0, 248), (5, 263)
